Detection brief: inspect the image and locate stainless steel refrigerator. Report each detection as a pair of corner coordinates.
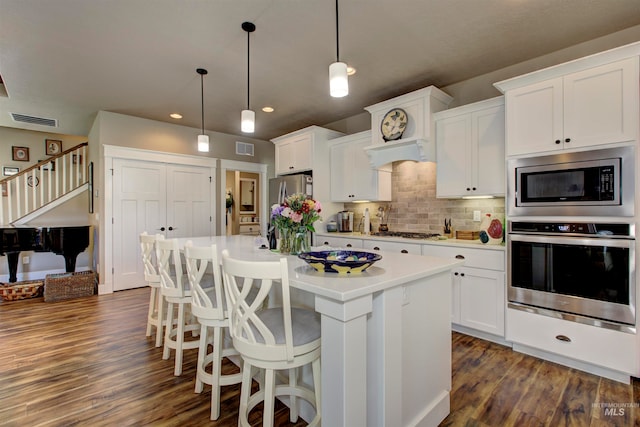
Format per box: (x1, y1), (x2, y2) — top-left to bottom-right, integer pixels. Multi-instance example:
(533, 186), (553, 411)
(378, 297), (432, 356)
(269, 174), (313, 206)
(268, 174), (313, 247)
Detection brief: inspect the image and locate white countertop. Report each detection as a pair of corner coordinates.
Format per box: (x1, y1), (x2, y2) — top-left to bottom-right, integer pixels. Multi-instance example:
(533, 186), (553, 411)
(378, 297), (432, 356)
(180, 235), (464, 303)
(315, 231), (506, 251)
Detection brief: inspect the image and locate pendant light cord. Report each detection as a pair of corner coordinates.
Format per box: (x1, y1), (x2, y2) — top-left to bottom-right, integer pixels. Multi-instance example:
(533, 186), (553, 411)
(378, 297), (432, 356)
(200, 72), (205, 134)
(335, 0), (340, 62)
(247, 29), (250, 110)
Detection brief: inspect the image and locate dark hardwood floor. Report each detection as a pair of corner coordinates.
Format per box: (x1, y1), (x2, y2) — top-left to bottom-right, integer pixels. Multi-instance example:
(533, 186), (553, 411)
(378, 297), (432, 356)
(1, 287), (638, 426)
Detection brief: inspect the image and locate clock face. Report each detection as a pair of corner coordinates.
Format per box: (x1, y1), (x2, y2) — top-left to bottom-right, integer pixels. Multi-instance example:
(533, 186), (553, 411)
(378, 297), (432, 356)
(380, 108), (408, 141)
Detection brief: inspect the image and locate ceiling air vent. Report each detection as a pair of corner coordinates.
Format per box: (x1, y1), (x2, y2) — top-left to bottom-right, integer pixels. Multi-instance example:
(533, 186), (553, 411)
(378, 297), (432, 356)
(236, 141), (254, 156)
(10, 112), (58, 127)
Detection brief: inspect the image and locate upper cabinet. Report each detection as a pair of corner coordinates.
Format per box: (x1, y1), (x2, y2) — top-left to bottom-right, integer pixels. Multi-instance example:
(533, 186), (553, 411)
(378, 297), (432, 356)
(495, 52), (639, 157)
(329, 130), (392, 202)
(435, 97), (505, 198)
(363, 86), (453, 168)
(272, 126), (344, 176)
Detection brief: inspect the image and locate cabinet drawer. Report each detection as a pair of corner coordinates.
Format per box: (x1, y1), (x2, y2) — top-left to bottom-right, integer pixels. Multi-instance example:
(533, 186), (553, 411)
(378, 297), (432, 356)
(507, 308), (636, 374)
(422, 244), (504, 270)
(363, 240), (422, 255)
(314, 236), (363, 249)
(239, 225), (260, 235)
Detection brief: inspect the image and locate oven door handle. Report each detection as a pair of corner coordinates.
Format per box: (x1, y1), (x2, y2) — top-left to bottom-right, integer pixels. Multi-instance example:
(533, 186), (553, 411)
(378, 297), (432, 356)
(508, 233), (635, 249)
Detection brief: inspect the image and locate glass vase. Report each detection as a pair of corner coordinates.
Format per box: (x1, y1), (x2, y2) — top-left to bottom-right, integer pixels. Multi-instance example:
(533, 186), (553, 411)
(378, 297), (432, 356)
(278, 227), (310, 255)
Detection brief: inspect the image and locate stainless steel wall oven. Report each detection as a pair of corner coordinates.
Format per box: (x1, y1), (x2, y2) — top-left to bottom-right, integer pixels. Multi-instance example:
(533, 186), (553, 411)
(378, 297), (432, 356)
(508, 221), (636, 331)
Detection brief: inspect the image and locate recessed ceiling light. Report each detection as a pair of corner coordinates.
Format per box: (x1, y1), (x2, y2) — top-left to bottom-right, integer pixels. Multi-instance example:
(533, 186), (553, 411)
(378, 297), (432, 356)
(347, 66), (356, 76)
(170, 113), (183, 119)
(262, 106), (274, 113)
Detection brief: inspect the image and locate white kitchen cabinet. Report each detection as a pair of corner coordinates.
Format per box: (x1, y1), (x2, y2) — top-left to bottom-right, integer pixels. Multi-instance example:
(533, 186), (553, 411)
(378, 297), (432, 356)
(502, 57), (638, 156)
(362, 239), (422, 255)
(422, 244), (505, 337)
(329, 131), (392, 202)
(435, 97), (505, 198)
(272, 126), (344, 176)
(238, 224), (260, 235)
(314, 235), (363, 249)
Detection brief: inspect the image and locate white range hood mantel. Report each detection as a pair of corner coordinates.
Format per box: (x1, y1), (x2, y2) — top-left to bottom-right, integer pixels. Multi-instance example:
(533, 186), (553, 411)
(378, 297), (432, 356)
(363, 86), (452, 169)
(363, 138), (433, 169)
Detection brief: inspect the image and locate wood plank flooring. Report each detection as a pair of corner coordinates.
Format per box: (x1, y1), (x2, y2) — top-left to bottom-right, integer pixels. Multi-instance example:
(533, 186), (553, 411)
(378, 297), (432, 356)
(1, 287), (638, 426)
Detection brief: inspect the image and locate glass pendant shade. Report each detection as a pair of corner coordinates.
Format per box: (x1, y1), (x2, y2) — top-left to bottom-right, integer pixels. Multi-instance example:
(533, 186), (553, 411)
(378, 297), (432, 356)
(197, 134), (209, 152)
(241, 109), (255, 133)
(330, 61), (349, 98)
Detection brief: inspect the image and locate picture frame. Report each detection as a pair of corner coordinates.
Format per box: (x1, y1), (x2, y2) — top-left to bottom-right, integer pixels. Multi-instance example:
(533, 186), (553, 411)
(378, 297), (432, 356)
(12, 146), (29, 162)
(45, 139), (62, 155)
(1, 182), (6, 197)
(39, 159), (56, 172)
(3, 166), (19, 176)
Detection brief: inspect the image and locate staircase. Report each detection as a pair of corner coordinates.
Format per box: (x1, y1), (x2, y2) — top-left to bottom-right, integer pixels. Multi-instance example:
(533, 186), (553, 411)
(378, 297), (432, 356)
(0, 143), (89, 225)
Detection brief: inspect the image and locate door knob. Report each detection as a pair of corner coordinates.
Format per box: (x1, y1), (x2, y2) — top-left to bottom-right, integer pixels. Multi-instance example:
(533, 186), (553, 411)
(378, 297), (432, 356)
(158, 227), (166, 231)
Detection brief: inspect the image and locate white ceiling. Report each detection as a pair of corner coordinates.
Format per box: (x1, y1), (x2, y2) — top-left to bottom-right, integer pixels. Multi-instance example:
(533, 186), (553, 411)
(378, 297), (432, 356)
(1, 0), (639, 141)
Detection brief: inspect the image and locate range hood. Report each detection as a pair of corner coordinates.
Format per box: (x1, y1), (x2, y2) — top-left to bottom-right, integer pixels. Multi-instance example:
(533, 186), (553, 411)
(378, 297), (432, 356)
(363, 137), (435, 169)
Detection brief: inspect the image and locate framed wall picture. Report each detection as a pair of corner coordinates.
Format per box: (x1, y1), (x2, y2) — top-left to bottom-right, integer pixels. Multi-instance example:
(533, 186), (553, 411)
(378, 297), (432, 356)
(3, 166), (19, 176)
(1, 182), (6, 197)
(12, 146), (29, 161)
(45, 139), (62, 155)
(72, 154), (83, 164)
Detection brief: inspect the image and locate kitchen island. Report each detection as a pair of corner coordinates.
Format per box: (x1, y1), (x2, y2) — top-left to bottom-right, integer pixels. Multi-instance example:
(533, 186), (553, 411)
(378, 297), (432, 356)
(182, 235), (464, 427)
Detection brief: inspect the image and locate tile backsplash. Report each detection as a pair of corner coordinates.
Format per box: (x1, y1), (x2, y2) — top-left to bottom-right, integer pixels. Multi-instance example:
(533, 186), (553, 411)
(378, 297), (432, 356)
(344, 161), (505, 235)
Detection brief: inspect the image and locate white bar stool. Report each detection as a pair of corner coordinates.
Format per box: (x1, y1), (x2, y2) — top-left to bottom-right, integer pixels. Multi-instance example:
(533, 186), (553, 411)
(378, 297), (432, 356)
(156, 236), (202, 376)
(184, 242), (243, 420)
(140, 232), (165, 347)
(221, 250), (322, 427)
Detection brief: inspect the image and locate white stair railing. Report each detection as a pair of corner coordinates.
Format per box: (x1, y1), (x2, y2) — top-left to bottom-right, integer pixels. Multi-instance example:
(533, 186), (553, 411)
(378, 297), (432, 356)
(0, 143), (88, 225)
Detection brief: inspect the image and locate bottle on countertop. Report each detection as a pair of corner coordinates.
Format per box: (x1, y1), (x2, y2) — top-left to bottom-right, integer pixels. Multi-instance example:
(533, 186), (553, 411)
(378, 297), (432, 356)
(364, 208), (370, 235)
(268, 223), (277, 250)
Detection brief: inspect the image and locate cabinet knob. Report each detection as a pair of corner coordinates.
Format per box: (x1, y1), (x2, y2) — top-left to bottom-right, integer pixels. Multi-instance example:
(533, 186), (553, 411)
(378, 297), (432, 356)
(454, 272), (459, 276)
(324, 241), (329, 245)
(555, 139), (561, 144)
(373, 246), (380, 251)
(555, 335), (572, 343)
(460, 273), (465, 277)
(168, 226), (174, 231)
(472, 187), (476, 191)
(455, 255), (465, 260)
(401, 249), (408, 254)
(159, 227), (166, 231)
(346, 244), (352, 248)
(289, 166), (294, 169)
(565, 138), (571, 143)
(466, 187), (471, 191)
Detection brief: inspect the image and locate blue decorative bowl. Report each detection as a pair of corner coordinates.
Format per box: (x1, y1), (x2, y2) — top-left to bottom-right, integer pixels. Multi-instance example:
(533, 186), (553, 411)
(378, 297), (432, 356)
(298, 250), (382, 274)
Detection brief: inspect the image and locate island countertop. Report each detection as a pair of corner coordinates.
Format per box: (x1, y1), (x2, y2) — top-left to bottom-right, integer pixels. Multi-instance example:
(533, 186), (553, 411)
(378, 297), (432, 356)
(181, 235), (464, 302)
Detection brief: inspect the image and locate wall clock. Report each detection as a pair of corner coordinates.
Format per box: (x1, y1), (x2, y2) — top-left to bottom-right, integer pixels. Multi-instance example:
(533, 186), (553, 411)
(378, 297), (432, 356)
(380, 108), (408, 142)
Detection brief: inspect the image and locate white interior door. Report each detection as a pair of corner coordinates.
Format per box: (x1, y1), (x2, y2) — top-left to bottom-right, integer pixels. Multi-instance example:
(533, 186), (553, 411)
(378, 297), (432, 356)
(112, 158), (167, 291)
(166, 164), (212, 238)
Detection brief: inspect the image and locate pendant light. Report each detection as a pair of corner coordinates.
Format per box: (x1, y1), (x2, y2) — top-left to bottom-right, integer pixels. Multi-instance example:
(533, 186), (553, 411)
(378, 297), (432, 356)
(241, 21), (256, 133)
(329, 0), (348, 98)
(196, 68), (209, 152)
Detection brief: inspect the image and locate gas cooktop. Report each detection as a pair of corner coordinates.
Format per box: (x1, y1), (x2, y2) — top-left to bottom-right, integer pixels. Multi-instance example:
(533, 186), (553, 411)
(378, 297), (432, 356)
(372, 231), (441, 240)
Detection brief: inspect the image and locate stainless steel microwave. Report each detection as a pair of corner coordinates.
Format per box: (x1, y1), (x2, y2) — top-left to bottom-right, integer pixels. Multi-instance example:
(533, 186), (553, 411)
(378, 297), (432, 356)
(508, 146), (635, 217)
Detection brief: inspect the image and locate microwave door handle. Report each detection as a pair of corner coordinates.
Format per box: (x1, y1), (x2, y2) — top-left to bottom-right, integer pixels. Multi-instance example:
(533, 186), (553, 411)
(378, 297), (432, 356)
(510, 233), (633, 248)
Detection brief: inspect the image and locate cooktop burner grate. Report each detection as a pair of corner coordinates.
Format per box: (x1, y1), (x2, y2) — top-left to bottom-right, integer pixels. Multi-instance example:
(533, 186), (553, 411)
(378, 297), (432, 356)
(372, 231), (441, 239)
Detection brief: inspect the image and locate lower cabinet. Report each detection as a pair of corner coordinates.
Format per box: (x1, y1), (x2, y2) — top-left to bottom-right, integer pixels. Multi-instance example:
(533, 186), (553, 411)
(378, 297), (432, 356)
(239, 224), (260, 235)
(423, 244), (505, 338)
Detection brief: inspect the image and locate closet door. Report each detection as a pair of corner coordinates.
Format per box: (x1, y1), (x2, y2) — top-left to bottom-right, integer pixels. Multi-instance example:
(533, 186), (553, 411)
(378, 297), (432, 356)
(166, 164), (212, 238)
(112, 160), (212, 291)
(112, 158), (167, 291)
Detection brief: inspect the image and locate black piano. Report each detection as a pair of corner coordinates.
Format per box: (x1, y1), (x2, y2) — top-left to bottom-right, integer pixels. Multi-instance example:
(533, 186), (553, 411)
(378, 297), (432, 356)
(0, 226), (90, 283)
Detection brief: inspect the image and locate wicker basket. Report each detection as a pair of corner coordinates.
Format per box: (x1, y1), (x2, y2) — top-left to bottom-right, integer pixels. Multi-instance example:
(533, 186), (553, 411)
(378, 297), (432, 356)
(44, 271), (97, 302)
(0, 280), (45, 301)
